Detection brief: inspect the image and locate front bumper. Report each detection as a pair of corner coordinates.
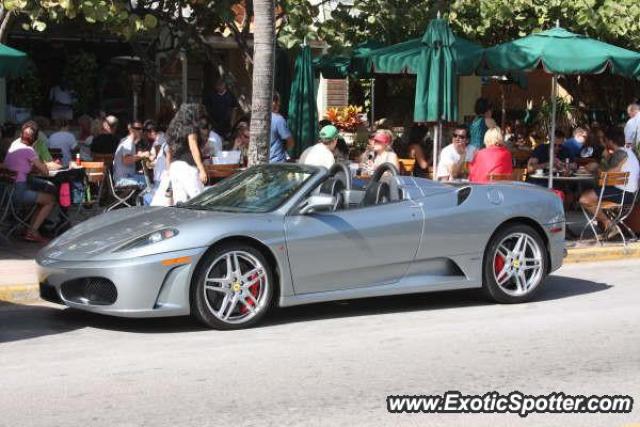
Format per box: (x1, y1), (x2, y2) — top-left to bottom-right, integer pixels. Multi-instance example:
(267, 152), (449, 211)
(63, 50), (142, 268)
(36, 247), (207, 318)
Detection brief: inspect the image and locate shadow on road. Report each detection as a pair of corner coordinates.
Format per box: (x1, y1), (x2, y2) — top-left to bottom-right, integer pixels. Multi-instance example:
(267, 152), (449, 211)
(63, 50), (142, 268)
(263, 275), (611, 328)
(0, 275), (610, 341)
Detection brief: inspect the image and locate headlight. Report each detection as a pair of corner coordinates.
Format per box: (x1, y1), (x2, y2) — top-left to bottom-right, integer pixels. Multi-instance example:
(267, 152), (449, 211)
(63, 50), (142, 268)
(114, 228), (179, 252)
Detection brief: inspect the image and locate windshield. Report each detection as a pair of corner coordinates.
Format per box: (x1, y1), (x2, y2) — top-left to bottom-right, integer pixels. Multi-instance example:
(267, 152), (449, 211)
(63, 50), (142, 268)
(181, 164), (317, 213)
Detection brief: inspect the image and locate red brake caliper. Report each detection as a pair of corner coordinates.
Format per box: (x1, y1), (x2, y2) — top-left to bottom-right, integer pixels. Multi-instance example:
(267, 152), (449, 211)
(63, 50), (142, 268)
(239, 273), (260, 314)
(494, 253), (505, 277)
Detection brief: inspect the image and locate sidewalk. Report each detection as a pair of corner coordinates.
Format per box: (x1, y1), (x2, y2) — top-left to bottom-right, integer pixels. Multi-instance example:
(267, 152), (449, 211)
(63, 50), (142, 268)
(1, 239), (639, 305)
(0, 241), (42, 303)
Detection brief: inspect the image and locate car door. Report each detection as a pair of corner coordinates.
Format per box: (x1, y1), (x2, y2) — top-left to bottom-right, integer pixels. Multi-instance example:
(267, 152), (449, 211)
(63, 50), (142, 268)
(284, 200), (424, 294)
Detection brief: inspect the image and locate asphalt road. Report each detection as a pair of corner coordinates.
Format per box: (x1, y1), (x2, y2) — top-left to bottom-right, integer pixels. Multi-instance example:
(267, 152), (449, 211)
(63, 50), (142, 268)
(1, 260), (639, 427)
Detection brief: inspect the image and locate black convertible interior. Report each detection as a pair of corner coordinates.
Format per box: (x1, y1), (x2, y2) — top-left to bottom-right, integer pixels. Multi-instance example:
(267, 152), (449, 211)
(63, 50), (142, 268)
(317, 162), (403, 211)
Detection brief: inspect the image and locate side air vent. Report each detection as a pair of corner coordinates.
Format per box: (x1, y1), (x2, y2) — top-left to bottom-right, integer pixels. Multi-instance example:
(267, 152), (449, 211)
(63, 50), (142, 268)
(457, 186), (472, 206)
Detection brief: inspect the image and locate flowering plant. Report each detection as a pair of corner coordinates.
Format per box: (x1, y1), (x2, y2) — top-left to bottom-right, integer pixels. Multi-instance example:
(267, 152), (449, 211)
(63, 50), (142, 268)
(325, 105), (365, 133)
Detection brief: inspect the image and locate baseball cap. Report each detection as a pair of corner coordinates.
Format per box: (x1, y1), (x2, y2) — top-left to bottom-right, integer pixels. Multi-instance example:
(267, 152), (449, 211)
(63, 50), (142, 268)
(319, 125), (339, 141)
(373, 131), (392, 145)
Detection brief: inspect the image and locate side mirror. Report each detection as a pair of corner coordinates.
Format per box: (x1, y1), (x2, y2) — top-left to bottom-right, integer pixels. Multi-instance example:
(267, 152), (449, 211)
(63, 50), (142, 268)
(299, 194), (336, 214)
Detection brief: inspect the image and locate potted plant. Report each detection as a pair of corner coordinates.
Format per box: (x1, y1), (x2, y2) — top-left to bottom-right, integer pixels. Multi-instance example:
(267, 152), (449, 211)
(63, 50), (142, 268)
(325, 105), (366, 145)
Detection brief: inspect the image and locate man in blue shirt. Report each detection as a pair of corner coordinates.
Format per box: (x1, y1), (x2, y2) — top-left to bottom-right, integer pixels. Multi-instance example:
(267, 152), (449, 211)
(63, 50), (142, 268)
(527, 129), (575, 174)
(562, 127), (588, 158)
(270, 93), (295, 163)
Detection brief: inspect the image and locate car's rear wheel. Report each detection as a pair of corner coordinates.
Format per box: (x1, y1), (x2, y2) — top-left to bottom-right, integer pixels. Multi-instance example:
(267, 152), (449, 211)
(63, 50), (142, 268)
(191, 243), (274, 330)
(483, 224), (547, 303)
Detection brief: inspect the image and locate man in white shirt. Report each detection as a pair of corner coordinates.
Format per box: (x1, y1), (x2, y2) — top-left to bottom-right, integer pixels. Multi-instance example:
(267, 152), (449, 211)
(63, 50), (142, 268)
(299, 125), (338, 169)
(436, 125), (476, 180)
(623, 103), (640, 149)
(47, 121), (77, 167)
(49, 83), (76, 121)
(113, 121), (149, 187)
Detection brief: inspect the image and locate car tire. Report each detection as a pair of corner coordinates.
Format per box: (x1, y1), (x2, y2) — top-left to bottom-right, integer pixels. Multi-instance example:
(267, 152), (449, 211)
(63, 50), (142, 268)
(482, 224), (548, 304)
(191, 242), (274, 330)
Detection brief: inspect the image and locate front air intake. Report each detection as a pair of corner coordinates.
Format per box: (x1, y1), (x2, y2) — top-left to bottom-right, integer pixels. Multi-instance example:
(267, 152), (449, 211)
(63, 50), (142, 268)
(60, 278), (117, 305)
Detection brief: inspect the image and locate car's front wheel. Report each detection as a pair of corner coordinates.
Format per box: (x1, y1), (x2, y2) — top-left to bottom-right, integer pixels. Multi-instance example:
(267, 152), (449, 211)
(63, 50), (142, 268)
(483, 224), (548, 303)
(191, 243), (274, 330)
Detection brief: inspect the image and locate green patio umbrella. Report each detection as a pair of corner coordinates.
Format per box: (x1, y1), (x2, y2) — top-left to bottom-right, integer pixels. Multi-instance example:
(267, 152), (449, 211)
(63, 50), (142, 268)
(0, 43), (28, 77)
(371, 20), (484, 123)
(370, 18), (484, 174)
(313, 41), (384, 79)
(482, 25), (640, 188)
(288, 45), (318, 158)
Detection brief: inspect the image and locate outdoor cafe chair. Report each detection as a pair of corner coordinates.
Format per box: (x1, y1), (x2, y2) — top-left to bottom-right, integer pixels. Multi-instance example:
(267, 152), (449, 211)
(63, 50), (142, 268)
(0, 167), (36, 241)
(512, 150), (532, 167)
(104, 167), (141, 211)
(205, 164), (240, 184)
(489, 173), (513, 182)
(512, 168), (528, 182)
(398, 158), (416, 176)
(0, 168), (16, 243)
(580, 171), (637, 246)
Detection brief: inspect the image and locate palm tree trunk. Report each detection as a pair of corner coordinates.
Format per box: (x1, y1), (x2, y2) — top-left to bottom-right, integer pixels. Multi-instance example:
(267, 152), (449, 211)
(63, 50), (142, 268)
(247, 0), (275, 166)
(0, 8), (12, 44)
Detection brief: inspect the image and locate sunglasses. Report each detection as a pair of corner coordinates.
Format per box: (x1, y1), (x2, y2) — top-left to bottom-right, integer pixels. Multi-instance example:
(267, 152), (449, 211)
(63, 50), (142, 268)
(132, 126), (143, 131)
(453, 133), (467, 139)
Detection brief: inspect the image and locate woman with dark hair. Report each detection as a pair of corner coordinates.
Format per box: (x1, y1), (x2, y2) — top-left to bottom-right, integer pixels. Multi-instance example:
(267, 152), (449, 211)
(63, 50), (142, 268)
(397, 125), (430, 178)
(469, 97), (496, 150)
(165, 103), (207, 203)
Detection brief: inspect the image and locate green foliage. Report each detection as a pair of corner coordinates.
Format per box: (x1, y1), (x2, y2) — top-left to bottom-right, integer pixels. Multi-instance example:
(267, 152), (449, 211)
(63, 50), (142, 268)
(307, 0), (640, 53)
(539, 96), (574, 133)
(63, 51), (98, 115)
(449, 0), (640, 49)
(8, 62), (42, 108)
(315, 0), (439, 52)
(3, 0), (158, 39)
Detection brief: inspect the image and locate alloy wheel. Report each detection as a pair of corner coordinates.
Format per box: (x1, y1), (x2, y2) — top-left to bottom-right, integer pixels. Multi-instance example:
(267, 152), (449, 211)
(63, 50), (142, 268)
(493, 232), (544, 297)
(203, 250), (269, 325)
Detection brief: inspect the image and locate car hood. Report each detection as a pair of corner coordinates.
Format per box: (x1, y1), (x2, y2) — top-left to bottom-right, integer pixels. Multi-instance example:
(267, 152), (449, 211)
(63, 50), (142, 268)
(40, 206), (237, 261)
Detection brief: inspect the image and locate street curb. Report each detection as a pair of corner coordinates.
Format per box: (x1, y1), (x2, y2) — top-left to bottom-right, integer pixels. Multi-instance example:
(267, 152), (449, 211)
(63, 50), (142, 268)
(0, 284), (40, 304)
(564, 242), (640, 264)
(1, 243), (639, 305)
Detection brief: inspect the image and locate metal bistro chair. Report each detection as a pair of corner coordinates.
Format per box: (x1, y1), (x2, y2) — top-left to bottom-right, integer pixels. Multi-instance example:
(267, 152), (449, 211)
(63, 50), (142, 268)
(0, 167), (36, 240)
(398, 158), (416, 176)
(93, 153), (144, 211)
(0, 168), (16, 243)
(580, 171), (637, 246)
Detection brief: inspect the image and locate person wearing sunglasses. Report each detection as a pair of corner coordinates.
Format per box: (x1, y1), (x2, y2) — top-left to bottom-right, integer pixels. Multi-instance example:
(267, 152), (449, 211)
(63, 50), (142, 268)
(113, 120), (151, 188)
(436, 125), (477, 181)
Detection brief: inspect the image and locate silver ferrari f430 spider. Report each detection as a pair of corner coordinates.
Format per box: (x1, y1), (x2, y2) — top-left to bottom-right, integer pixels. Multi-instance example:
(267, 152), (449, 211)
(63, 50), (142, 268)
(37, 163), (566, 329)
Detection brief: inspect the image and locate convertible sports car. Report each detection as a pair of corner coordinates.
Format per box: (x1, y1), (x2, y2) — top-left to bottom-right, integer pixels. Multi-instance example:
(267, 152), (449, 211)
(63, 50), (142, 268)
(37, 163), (566, 330)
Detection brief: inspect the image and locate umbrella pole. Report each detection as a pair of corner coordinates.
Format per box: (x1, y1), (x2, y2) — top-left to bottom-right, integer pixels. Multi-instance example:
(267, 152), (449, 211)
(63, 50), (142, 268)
(370, 78), (375, 126)
(432, 120), (441, 180)
(548, 74), (558, 189)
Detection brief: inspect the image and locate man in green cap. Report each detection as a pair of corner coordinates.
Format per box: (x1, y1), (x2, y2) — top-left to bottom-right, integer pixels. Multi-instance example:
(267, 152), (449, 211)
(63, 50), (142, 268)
(299, 124), (339, 169)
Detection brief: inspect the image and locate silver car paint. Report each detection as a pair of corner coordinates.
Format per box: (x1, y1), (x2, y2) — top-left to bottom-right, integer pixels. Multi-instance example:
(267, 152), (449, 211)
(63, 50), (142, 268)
(36, 166), (565, 317)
